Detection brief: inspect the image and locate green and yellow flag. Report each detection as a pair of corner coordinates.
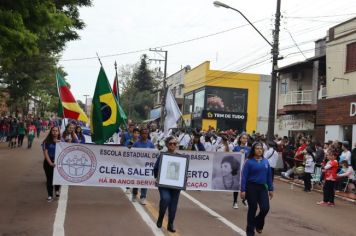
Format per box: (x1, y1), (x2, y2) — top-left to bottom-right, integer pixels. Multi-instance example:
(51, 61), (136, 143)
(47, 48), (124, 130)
(91, 67), (124, 144)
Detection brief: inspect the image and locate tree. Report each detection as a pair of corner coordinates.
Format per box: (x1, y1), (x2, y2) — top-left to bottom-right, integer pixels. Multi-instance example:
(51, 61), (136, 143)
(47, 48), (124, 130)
(119, 55), (157, 122)
(132, 54), (158, 92)
(0, 0), (92, 114)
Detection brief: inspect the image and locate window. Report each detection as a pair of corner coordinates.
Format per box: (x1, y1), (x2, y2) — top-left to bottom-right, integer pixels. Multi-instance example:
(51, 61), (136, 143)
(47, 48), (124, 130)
(193, 89), (205, 113)
(183, 93), (193, 114)
(206, 87), (247, 113)
(280, 79), (288, 94)
(346, 42), (356, 73)
(178, 85), (183, 95)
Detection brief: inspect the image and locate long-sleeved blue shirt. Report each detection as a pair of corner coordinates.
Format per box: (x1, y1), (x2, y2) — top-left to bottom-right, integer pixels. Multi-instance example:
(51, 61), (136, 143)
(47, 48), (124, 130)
(132, 139), (155, 149)
(241, 158), (273, 192)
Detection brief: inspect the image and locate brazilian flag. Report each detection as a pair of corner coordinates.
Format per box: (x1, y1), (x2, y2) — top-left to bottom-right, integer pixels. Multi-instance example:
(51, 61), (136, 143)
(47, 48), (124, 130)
(91, 67), (125, 144)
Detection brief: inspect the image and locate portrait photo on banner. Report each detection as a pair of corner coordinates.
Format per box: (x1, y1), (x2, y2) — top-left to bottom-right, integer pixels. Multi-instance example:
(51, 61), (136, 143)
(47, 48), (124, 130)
(212, 153), (243, 191)
(157, 153), (189, 190)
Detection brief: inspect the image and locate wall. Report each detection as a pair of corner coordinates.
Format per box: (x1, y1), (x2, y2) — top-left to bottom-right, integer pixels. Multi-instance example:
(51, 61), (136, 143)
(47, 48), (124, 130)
(316, 94), (356, 125)
(257, 74), (271, 134)
(326, 18), (356, 97)
(325, 125), (343, 142)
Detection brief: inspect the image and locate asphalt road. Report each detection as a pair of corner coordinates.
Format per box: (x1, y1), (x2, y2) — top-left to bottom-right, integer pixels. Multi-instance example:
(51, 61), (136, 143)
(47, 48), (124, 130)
(1, 135), (355, 236)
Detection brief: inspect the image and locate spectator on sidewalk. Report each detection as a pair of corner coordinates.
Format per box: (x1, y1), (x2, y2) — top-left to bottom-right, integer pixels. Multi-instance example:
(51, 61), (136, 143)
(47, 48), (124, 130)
(317, 149), (338, 207)
(303, 148), (315, 192)
(336, 160), (355, 191)
(339, 143), (351, 165)
(351, 142), (356, 170)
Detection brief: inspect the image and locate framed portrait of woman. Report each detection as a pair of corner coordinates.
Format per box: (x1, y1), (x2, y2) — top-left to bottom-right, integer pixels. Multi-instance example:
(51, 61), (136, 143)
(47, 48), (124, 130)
(157, 153), (189, 190)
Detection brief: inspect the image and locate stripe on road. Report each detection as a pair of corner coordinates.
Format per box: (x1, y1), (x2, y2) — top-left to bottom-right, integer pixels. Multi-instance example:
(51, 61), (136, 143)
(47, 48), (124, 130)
(181, 191), (246, 236)
(122, 189), (165, 236)
(53, 185), (69, 236)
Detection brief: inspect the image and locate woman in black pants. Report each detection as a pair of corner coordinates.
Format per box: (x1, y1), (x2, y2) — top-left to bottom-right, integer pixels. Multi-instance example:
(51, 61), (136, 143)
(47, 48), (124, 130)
(241, 142), (274, 236)
(154, 136), (182, 233)
(42, 126), (61, 202)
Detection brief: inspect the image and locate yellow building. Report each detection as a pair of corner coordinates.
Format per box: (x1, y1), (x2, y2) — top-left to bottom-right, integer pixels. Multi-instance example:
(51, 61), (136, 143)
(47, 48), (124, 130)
(182, 61), (271, 133)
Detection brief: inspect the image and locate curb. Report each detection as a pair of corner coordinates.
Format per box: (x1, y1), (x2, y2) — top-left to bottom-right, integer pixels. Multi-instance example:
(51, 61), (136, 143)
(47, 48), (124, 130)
(276, 177), (356, 204)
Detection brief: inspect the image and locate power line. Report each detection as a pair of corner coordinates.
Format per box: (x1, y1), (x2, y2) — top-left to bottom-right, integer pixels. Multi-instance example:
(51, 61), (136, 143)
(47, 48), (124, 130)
(59, 18), (269, 62)
(285, 12), (356, 19)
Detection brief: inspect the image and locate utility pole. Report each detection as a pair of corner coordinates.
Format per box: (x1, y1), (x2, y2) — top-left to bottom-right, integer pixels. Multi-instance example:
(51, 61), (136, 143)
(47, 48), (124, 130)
(149, 48), (168, 130)
(83, 94), (90, 115)
(267, 0), (281, 141)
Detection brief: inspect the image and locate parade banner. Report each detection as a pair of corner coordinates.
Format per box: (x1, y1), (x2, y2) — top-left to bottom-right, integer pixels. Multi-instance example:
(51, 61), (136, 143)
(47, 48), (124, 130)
(53, 142), (244, 192)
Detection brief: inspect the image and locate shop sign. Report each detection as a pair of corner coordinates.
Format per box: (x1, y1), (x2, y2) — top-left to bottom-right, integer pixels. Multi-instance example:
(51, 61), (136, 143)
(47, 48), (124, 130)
(279, 114), (314, 130)
(202, 110), (246, 121)
(350, 102), (356, 117)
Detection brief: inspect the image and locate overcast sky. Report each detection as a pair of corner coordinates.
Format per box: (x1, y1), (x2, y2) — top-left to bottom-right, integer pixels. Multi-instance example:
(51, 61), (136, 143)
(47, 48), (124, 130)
(59, 0), (356, 101)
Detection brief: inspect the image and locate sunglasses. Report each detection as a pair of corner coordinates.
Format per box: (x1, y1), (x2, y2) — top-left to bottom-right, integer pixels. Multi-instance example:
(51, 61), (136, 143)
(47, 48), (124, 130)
(168, 142), (177, 146)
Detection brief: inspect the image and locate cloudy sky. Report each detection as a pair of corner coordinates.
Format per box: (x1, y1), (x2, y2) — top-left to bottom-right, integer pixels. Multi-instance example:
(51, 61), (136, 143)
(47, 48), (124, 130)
(59, 0), (356, 101)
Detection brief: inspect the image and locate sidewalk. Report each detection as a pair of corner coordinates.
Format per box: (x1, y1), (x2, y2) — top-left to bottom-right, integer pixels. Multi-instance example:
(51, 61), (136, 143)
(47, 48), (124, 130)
(276, 177), (356, 204)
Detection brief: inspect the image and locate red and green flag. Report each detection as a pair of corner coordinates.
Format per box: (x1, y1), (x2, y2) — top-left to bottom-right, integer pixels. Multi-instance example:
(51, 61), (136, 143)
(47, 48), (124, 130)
(56, 73), (89, 123)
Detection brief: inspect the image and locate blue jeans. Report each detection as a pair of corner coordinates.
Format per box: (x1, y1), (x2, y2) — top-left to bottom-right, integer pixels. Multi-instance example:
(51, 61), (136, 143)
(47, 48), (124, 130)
(132, 188), (147, 199)
(246, 183), (270, 236)
(158, 187), (181, 224)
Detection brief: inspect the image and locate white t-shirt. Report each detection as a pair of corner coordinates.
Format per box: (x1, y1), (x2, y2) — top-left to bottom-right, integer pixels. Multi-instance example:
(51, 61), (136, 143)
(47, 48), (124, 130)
(178, 133), (191, 149)
(264, 148), (279, 168)
(204, 142), (214, 152)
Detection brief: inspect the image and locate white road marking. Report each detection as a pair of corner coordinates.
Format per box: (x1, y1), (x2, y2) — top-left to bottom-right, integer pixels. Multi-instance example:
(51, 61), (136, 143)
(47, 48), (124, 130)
(53, 185), (69, 236)
(122, 188), (165, 236)
(181, 191), (246, 236)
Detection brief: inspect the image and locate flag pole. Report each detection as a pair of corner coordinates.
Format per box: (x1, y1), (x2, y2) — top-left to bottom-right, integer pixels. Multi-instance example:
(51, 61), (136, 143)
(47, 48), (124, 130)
(114, 60), (128, 130)
(96, 52), (103, 66)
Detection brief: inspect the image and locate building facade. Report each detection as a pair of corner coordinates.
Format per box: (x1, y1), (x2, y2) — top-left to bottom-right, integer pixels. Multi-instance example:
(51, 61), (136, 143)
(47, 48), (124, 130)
(276, 38), (326, 137)
(182, 61), (271, 133)
(315, 17), (356, 144)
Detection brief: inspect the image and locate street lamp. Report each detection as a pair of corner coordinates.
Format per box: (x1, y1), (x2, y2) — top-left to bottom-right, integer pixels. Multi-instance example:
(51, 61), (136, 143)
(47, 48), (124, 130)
(213, 0), (281, 141)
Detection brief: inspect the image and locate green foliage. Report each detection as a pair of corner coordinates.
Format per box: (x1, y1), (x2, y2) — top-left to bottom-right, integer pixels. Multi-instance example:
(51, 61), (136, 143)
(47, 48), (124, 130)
(0, 0), (92, 114)
(119, 56), (158, 122)
(132, 54), (158, 92)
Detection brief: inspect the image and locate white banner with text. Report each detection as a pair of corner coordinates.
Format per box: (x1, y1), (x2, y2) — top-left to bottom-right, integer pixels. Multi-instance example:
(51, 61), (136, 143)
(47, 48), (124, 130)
(53, 142), (244, 191)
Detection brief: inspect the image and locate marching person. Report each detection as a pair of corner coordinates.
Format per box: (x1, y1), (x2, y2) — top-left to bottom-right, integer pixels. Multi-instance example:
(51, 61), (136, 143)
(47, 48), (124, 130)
(61, 123), (79, 143)
(264, 141), (279, 182)
(154, 136), (182, 233)
(75, 125), (86, 144)
(232, 133), (251, 209)
(241, 142), (273, 236)
(42, 126), (61, 202)
(17, 120), (26, 147)
(132, 127), (155, 205)
(27, 122), (36, 149)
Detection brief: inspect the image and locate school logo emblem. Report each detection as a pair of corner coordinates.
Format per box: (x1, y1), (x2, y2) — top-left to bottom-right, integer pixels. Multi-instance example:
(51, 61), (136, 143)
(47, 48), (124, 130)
(57, 145), (97, 183)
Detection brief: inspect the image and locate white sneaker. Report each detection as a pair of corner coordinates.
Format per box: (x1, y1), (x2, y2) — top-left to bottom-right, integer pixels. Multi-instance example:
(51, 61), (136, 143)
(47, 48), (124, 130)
(125, 188), (131, 194)
(47, 196), (53, 202)
(131, 195), (137, 202)
(233, 202), (238, 209)
(242, 200), (248, 208)
(140, 198), (146, 205)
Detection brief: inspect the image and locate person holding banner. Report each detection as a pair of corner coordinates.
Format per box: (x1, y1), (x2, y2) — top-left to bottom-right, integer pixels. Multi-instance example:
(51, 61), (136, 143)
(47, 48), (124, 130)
(241, 142), (273, 236)
(154, 136), (181, 233)
(42, 126), (61, 202)
(132, 127), (155, 205)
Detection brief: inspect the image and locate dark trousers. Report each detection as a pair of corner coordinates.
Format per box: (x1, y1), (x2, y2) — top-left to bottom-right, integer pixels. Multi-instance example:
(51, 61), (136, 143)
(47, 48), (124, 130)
(271, 168), (275, 182)
(43, 161), (60, 197)
(158, 187), (181, 224)
(336, 177), (348, 191)
(132, 188), (147, 199)
(303, 173), (312, 191)
(323, 180), (335, 203)
(233, 192), (238, 203)
(18, 134), (25, 146)
(246, 183), (270, 236)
